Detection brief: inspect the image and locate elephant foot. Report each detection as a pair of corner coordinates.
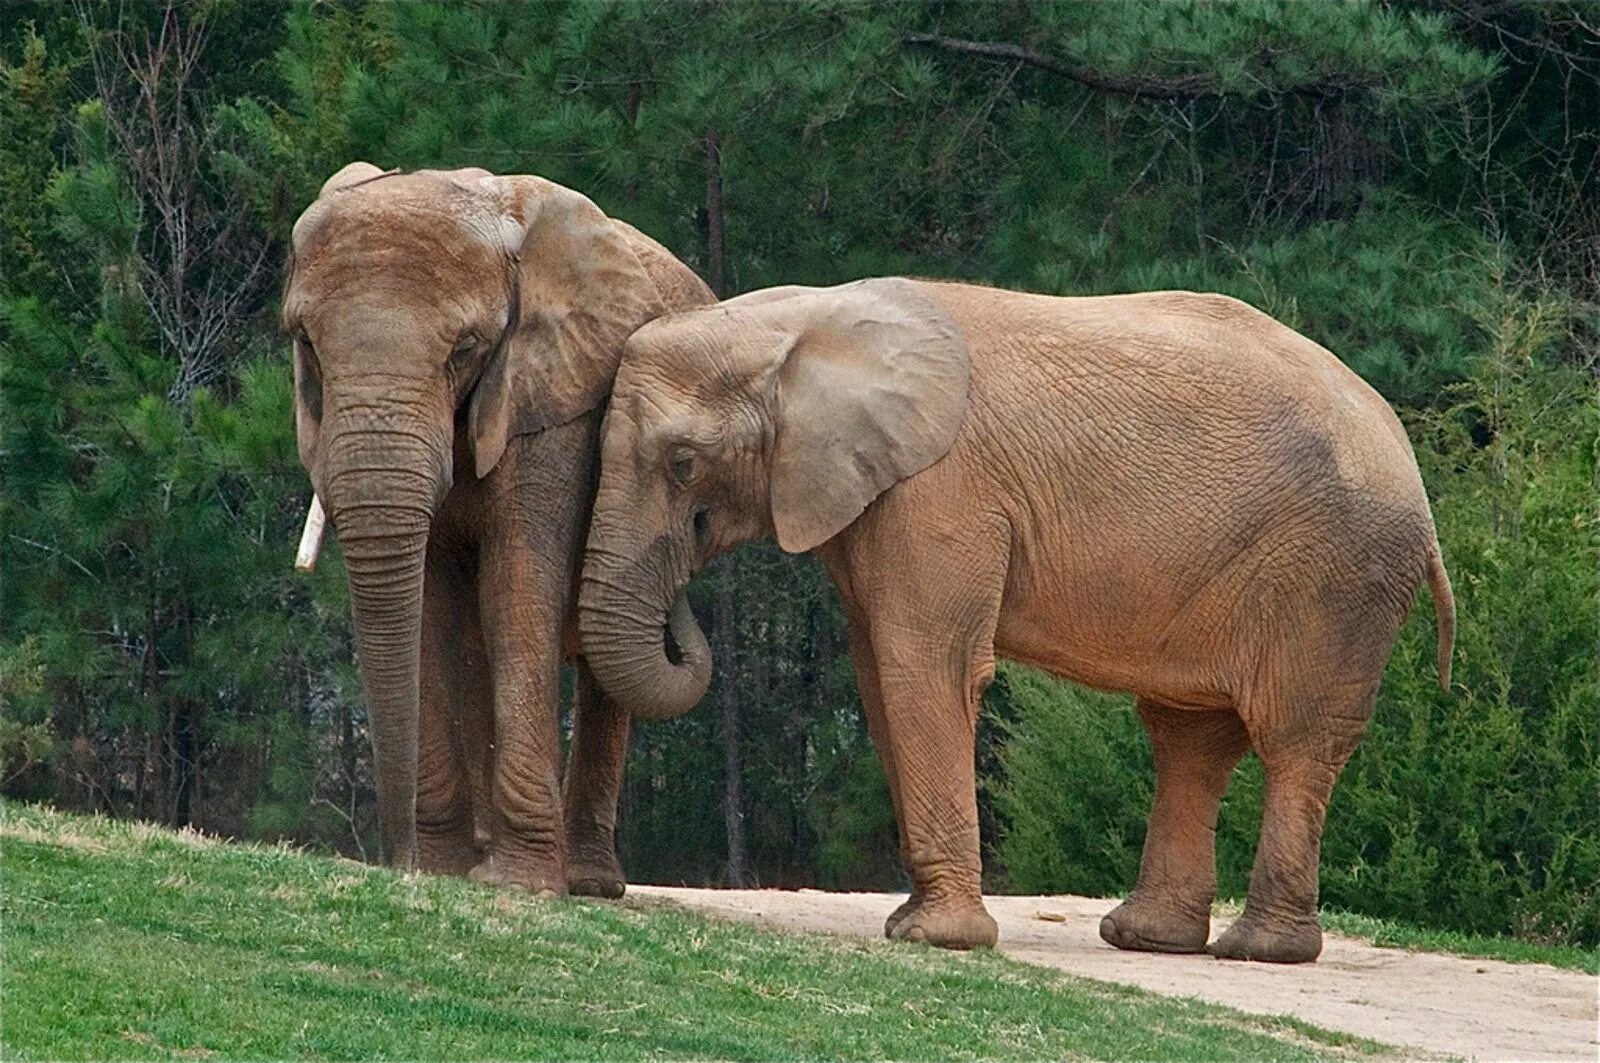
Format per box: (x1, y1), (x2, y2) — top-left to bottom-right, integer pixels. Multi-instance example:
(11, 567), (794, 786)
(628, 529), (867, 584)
(883, 890), (923, 938)
(566, 852), (626, 899)
(1098, 894), (1209, 954)
(1207, 911), (1322, 964)
(889, 897), (998, 950)
(467, 854), (564, 897)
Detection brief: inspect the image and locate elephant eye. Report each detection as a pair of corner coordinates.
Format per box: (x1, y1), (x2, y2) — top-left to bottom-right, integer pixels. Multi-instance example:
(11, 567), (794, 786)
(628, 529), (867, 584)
(448, 335), (478, 370)
(669, 449), (696, 486)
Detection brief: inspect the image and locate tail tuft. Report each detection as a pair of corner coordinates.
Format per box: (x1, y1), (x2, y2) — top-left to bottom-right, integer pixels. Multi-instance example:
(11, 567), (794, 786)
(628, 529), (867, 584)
(1428, 549), (1456, 691)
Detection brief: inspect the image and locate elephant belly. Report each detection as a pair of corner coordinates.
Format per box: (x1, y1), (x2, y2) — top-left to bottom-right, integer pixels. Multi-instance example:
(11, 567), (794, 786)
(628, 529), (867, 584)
(993, 548), (1243, 711)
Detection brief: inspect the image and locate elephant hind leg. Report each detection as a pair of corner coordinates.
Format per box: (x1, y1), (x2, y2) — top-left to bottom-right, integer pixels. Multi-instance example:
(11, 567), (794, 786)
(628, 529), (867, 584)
(1209, 673), (1380, 963)
(1100, 700), (1249, 954)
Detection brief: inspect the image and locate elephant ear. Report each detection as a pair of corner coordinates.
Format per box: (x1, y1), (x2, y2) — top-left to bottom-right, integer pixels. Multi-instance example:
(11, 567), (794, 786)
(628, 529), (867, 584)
(759, 278), (972, 553)
(468, 180), (666, 478)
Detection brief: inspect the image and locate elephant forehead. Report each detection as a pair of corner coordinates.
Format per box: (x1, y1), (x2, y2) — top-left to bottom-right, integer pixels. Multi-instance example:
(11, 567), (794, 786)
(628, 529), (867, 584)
(313, 301), (452, 353)
(627, 313), (787, 389)
(295, 172), (510, 256)
(297, 197), (488, 258)
(292, 204), (506, 306)
(616, 371), (698, 427)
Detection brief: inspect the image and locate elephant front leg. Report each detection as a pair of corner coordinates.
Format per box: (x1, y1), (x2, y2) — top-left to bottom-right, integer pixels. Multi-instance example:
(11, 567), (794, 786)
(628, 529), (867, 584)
(414, 552), (482, 876)
(842, 607), (921, 937)
(468, 550), (567, 895)
(563, 663), (630, 898)
(866, 630), (999, 951)
(823, 524), (1008, 951)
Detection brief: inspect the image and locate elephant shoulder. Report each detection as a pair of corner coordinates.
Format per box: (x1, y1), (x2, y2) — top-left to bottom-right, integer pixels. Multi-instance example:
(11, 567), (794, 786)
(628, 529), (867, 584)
(1149, 290), (1272, 327)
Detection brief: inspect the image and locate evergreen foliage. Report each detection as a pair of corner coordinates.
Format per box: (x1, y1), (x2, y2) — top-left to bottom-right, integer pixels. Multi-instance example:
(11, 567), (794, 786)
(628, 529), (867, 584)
(3, 1), (1594, 945)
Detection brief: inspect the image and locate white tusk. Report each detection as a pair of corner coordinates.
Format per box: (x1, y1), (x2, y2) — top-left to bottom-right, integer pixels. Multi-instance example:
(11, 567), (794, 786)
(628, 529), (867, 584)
(295, 495), (327, 572)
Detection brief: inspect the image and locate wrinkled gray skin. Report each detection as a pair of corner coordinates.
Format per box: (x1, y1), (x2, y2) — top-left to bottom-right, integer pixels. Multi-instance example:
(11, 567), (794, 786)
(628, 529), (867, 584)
(579, 278), (1454, 959)
(283, 163), (712, 892)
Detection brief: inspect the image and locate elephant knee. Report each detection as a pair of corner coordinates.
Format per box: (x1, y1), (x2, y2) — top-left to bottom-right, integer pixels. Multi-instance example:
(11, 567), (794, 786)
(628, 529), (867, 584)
(493, 769), (562, 836)
(415, 770), (473, 832)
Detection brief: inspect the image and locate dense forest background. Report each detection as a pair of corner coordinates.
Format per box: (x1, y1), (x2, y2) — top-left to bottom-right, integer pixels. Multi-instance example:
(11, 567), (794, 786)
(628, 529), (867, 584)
(2, 1), (1595, 947)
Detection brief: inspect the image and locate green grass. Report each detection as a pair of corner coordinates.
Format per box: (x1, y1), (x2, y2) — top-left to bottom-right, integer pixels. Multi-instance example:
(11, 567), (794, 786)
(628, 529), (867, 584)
(1318, 908), (1599, 974)
(0, 802), (1385, 1062)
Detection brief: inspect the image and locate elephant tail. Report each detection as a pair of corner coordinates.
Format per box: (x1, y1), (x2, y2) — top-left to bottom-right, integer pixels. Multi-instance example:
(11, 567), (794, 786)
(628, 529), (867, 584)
(1427, 547), (1455, 691)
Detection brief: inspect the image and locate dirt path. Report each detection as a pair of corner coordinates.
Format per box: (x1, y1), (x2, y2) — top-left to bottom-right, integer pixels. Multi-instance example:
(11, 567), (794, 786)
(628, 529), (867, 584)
(630, 886), (1597, 1061)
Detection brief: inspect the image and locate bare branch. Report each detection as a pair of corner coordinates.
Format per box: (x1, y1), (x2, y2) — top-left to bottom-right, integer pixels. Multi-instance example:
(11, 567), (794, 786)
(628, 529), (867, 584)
(903, 31), (1223, 100)
(902, 31), (1380, 103)
(8, 535), (101, 583)
(77, 0), (273, 402)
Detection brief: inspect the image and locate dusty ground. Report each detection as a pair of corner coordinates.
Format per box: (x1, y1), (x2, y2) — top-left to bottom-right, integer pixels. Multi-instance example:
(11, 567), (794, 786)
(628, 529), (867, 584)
(630, 886), (1598, 1061)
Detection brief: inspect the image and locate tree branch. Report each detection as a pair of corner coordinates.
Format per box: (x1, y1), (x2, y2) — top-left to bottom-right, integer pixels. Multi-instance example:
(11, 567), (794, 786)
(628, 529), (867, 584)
(902, 31), (1379, 103)
(79, 0), (271, 403)
(903, 31), (1221, 101)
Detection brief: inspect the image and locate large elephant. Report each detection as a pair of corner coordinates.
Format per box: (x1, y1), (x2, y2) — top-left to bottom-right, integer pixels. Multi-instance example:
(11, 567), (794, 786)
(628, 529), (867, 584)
(577, 278), (1454, 961)
(284, 163), (712, 892)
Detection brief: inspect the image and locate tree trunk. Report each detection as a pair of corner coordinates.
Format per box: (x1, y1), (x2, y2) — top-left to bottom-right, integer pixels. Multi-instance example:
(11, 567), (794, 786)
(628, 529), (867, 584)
(704, 129), (726, 297)
(173, 699), (195, 828)
(341, 673), (358, 835)
(175, 588), (197, 828)
(704, 126), (746, 887)
(716, 553), (750, 887)
(624, 81), (642, 205)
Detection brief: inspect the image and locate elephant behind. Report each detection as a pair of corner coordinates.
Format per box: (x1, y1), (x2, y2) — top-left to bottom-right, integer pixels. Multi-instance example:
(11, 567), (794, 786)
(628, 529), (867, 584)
(577, 278), (1454, 961)
(284, 164), (712, 892)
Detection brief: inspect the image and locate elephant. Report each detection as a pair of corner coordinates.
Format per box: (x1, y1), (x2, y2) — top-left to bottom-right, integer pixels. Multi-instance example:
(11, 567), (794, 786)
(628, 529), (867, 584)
(577, 277), (1455, 961)
(283, 163), (713, 892)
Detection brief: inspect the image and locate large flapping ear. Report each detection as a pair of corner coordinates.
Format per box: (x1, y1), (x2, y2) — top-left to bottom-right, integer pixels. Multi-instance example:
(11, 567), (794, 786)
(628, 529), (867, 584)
(468, 180), (666, 478)
(610, 217), (717, 309)
(746, 278), (972, 553)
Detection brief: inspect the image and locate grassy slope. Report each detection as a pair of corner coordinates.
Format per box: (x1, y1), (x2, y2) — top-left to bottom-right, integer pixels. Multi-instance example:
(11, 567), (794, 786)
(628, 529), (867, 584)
(1317, 909), (1598, 974)
(0, 803), (1383, 1062)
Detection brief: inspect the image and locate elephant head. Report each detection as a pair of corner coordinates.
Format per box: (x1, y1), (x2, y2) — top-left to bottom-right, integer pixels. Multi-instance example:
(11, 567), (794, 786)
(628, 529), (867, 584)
(578, 278), (971, 719)
(284, 162), (669, 867)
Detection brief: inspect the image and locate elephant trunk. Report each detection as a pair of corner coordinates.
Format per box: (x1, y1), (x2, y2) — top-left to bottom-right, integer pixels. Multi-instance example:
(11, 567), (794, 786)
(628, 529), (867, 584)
(579, 535), (711, 720)
(323, 429), (447, 868)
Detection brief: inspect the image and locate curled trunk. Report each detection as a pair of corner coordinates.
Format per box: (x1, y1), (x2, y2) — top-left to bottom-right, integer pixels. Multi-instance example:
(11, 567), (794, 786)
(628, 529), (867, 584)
(579, 535), (711, 719)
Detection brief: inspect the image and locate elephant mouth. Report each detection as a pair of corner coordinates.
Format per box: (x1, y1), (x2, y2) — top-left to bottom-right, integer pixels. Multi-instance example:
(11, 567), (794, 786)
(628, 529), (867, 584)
(664, 623), (685, 667)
